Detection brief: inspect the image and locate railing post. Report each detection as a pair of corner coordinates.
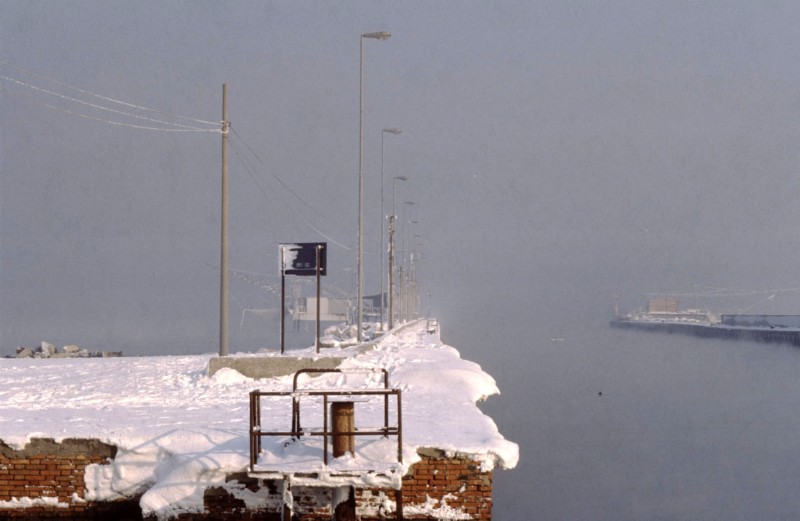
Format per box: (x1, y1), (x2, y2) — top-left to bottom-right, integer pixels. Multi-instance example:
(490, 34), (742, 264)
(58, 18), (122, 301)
(292, 395), (299, 438)
(396, 391), (403, 464)
(249, 390), (262, 471)
(323, 395), (329, 465)
(249, 391), (255, 471)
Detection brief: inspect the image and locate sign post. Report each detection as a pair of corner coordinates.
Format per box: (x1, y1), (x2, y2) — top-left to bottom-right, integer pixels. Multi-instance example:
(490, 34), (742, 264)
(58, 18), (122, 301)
(316, 245), (322, 352)
(279, 243), (327, 354)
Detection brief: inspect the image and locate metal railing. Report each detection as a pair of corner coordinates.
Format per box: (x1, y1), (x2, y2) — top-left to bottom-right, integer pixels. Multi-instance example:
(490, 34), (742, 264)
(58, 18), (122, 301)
(291, 368), (392, 437)
(249, 368), (403, 471)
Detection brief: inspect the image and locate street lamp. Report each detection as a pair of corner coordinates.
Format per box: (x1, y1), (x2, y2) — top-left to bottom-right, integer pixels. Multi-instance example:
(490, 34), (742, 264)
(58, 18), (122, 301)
(388, 175), (407, 329)
(380, 128), (401, 330)
(358, 30), (391, 342)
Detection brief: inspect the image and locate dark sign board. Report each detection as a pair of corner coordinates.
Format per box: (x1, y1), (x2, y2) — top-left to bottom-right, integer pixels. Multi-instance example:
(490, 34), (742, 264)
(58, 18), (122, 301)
(280, 243), (327, 276)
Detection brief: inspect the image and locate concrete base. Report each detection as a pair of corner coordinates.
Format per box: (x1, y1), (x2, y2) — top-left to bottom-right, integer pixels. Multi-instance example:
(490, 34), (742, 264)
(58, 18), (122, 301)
(209, 320), (427, 379)
(208, 354), (344, 379)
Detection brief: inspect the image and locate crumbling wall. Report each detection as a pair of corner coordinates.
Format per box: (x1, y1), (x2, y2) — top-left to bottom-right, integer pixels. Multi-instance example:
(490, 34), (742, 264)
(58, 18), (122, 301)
(358, 449), (493, 520)
(0, 438), (140, 519)
(1, 440), (494, 520)
(403, 450), (493, 520)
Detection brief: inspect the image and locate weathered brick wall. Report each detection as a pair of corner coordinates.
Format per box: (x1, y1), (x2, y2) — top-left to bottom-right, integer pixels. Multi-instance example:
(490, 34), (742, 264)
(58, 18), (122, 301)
(0, 438), (140, 520)
(357, 449), (493, 520)
(1, 440), (494, 520)
(399, 450), (493, 520)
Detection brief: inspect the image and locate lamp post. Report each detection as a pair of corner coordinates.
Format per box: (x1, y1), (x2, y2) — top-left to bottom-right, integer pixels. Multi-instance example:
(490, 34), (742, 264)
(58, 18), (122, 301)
(358, 30), (391, 343)
(380, 128), (401, 330)
(388, 175), (407, 329)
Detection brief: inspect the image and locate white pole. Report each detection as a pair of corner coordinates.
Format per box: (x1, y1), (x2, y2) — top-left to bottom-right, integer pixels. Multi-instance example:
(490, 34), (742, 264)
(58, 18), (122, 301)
(219, 84), (229, 357)
(357, 31), (390, 342)
(357, 35), (364, 342)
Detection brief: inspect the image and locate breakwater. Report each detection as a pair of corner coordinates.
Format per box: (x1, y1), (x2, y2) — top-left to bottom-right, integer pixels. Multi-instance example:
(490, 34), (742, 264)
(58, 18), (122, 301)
(610, 319), (800, 347)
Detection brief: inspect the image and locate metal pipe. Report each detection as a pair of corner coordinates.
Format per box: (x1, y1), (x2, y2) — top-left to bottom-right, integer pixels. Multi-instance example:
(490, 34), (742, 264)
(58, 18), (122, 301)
(323, 394), (329, 465)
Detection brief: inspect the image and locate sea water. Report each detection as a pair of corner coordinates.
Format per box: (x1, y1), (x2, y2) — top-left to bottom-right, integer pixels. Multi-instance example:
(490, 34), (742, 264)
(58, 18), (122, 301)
(469, 324), (800, 521)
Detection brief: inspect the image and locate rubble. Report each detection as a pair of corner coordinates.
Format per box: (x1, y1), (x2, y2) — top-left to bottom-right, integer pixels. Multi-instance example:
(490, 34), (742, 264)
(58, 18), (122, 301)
(8, 342), (122, 359)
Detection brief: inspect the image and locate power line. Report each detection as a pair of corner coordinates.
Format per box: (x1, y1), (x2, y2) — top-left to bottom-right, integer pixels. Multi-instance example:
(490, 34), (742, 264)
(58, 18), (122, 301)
(228, 126), (352, 250)
(305, 223), (352, 251)
(1, 74), (219, 132)
(229, 137), (276, 202)
(20, 95), (220, 133)
(0, 60), (219, 126)
(228, 134), (352, 250)
(228, 135), (315, 239)
(230, 126), (314, 209)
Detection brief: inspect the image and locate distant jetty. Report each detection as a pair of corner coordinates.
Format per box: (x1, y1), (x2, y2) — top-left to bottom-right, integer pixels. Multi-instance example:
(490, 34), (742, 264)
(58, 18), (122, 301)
(611, 298), (800, 347)
(7, 341), (123, 359)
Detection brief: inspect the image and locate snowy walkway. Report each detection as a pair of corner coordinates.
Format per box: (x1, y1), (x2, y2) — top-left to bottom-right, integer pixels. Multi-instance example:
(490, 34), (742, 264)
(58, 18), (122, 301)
(0, 321), (517, 519)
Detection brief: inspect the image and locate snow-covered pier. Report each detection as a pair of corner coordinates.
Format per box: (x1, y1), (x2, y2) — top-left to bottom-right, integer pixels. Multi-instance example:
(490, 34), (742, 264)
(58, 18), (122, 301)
(0, 320), (517, 519)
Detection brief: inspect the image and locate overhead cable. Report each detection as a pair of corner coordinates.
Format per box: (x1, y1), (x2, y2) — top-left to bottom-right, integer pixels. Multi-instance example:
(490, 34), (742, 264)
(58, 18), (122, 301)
(1, 74), (219, 132)
(10, 91), (221, 133)
(228, 127), (352, 251)
(230, 126), (314, 209)
(0, 60), (219, 126)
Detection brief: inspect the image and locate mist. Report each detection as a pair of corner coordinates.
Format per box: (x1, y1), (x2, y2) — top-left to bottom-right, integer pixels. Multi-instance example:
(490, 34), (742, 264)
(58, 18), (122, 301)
(3, 1), (800, 519)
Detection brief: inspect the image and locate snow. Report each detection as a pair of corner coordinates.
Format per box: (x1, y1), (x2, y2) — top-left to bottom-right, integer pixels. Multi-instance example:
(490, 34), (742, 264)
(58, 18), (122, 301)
(0, 496), (72, 509)
(404, 495), (473, 520)
(0, 320), (518, 519)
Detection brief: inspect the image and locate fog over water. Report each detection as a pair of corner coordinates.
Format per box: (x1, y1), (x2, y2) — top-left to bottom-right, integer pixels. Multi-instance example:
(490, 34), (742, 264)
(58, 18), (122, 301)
(3, 2), (800, 519)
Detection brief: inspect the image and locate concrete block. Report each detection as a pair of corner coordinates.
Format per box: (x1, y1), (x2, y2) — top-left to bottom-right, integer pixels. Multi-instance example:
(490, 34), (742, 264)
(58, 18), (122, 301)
(208, 355), (343, 379)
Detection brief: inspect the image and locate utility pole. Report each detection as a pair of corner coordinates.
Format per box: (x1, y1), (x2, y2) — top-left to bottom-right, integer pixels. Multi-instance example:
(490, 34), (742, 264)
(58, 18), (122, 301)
(388, 215), (396, 329)
(219, 84), (229, 357)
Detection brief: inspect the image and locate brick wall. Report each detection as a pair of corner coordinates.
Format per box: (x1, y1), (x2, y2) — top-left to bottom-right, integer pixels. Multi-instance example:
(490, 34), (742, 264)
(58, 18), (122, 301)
(0, 438), (140, 520)
(397, 449), (493, 520)
(1, 440), (494, 520)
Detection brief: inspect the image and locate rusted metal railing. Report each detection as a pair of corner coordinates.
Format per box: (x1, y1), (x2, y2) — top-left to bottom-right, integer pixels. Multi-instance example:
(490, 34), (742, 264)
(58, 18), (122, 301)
(291, 368), (391, 437)
(249, 368), (404, 520)
(249, 368), (402, 470)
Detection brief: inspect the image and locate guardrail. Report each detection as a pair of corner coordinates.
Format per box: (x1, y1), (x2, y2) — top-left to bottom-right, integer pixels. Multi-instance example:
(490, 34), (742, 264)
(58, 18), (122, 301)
(249, 368), (403, 471)
(291, 368), (391, 436)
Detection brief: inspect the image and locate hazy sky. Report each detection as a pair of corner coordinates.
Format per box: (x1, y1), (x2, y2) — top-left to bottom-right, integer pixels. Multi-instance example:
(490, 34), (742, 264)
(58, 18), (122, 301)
(3, 1), (800, 349)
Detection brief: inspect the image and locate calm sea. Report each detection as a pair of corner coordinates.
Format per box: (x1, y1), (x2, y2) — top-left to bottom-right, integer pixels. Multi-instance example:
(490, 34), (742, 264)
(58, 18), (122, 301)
(468, 325), (800, 521)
